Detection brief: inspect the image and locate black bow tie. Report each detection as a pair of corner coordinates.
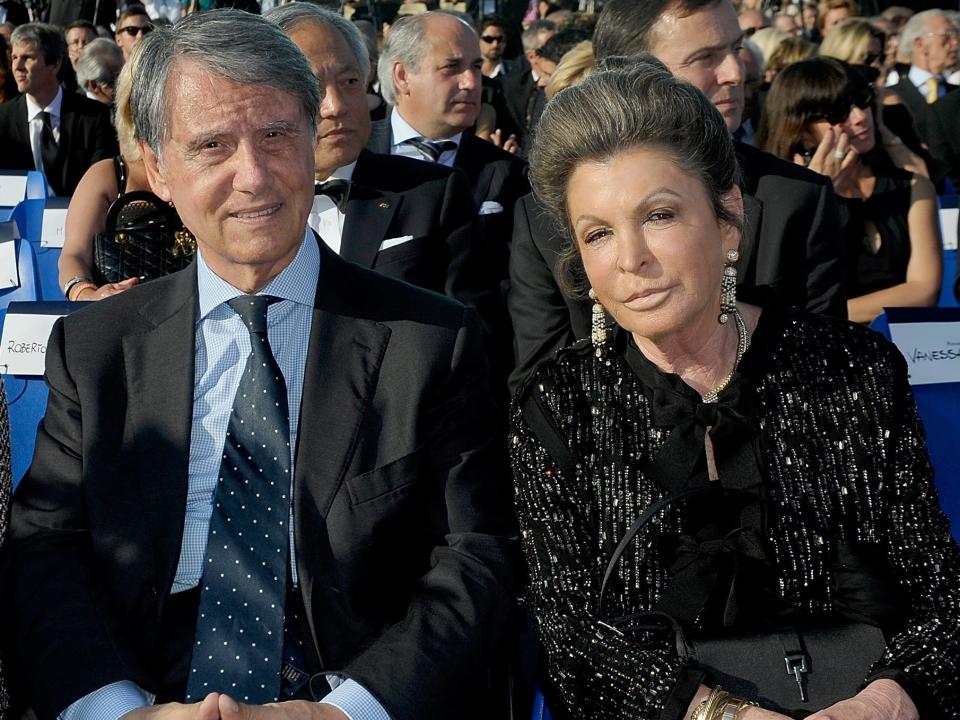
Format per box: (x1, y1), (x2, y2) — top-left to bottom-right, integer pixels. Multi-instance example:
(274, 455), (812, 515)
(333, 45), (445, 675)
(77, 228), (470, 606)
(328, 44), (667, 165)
(315, 179), (351, 213)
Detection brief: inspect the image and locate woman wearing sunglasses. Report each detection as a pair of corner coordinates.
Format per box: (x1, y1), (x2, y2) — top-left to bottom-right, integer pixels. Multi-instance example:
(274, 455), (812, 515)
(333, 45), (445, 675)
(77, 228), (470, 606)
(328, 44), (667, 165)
(758, 58), (941, 323)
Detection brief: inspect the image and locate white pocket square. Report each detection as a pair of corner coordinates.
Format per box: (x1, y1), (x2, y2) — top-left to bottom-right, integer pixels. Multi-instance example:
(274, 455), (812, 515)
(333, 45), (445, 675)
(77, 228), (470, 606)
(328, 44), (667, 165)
(378, 235), (415, 251)
(478, 201), (504, 216)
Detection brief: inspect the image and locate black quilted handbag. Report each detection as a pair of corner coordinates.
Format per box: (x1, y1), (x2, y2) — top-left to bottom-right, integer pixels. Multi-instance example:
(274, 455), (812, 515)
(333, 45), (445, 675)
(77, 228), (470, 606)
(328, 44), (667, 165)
(93, 190), (197, 285)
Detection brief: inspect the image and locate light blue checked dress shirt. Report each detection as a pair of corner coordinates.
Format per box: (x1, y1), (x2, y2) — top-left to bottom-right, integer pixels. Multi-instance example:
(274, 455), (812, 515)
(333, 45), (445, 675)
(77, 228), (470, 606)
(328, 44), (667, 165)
(61, 231), (391, 720)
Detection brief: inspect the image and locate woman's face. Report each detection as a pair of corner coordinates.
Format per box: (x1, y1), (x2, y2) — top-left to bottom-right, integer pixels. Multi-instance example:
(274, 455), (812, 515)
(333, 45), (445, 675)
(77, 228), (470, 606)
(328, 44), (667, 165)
(806, 95), (876, 155)
(822, 7), (852, 35)
(567, 147), (741, 344)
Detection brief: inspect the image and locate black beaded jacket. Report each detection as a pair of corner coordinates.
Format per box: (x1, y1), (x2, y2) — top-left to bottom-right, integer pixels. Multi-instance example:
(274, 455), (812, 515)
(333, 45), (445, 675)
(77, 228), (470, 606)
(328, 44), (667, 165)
(509, 304), (960, 720)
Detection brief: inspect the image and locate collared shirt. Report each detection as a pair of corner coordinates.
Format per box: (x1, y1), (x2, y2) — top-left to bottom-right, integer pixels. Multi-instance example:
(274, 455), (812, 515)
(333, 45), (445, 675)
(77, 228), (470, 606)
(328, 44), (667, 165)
(60, 232), (391, 720)
(485, 62), (505, 79)
(389, 108), (462, 168)
(908, 64), (946, 100)
(308, 161), (357, 255)
(25, 86), (62, 193)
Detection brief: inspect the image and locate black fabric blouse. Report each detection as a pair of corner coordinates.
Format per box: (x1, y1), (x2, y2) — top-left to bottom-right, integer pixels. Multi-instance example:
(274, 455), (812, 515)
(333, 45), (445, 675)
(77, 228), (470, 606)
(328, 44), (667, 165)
(510, 301), (960, 720)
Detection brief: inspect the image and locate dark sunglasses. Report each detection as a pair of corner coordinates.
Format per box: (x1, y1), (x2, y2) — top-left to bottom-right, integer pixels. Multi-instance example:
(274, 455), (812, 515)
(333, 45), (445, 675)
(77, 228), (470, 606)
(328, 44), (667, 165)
(118, 24), (153, 36)
(480, 34), (506, 43)
(812, 88), (875, 125)
(863, 50), (886, 65)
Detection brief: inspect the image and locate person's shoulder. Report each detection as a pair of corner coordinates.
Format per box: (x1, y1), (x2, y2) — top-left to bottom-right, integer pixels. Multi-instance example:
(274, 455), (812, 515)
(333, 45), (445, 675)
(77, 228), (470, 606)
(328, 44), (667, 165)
(0, 94), (25, 118)
(461, 132), (528, 170)
(932, 88), (960, 117)
(516, 337), (596, 402)
(356, 149), (455, 188)
(778, 309), (901, 369)
(61, 91), (112, 119)
(736, 141), (832, 190)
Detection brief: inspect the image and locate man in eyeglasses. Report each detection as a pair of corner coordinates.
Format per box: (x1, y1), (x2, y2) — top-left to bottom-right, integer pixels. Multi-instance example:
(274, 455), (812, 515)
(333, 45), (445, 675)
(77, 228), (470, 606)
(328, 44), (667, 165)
(115, 4), (153, 60)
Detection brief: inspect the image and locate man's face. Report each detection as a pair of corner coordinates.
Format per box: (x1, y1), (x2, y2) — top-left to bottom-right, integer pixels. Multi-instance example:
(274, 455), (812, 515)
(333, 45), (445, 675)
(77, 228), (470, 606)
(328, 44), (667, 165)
(289, 22), (371, 180)
(66, 26), (96, 68)
(479, 23), (507, 62)
(536, 57), (556, 88)
(11, 40), (61, 101)
(141, 60), (316, 290)
(394, 14), (482, 140)
(916, 15), (959, 75)
(115, 14), (152, 59)
(648, 0), (745, 132)
(738, 9), (765, 36)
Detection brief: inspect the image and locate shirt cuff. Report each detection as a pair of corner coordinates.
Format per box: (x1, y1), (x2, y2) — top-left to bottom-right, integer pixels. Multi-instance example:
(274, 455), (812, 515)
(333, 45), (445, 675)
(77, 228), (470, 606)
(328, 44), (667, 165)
(58, 680), (152, 720)
(319, 679), (392, 720)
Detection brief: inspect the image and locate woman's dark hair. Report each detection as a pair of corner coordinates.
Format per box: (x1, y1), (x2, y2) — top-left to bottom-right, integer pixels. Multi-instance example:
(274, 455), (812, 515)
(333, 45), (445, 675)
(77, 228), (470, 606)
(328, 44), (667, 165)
(529, 55), (741, 298)
(756, 57), (885, 166)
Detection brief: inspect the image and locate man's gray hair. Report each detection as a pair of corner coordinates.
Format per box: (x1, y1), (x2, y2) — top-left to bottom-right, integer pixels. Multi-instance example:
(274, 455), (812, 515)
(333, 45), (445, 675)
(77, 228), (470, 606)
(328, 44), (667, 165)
(900, 9), (948, 62)
(76, 38), (123, 90)
(264, 2), (371, 81)
(522, 19), (556, 52)
(131, 9), (320, 156)
(378, 11), (474, 106)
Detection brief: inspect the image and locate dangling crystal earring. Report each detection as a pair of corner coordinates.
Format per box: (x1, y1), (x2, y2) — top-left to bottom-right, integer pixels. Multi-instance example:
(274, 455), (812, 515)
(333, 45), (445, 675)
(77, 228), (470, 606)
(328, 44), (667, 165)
(588, 288), (607, 351)
(718, 249), (739, 324)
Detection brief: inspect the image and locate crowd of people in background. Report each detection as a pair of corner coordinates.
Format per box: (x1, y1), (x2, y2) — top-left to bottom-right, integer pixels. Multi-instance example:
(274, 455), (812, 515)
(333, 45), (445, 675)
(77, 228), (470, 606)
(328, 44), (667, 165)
(1, 0), (960, 718)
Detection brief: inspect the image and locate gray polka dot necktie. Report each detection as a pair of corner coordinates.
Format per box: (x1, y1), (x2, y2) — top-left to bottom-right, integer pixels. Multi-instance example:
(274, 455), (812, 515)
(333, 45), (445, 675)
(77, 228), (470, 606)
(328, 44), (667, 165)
(186, 295), (291, 703)
(402, 136), (458, 163)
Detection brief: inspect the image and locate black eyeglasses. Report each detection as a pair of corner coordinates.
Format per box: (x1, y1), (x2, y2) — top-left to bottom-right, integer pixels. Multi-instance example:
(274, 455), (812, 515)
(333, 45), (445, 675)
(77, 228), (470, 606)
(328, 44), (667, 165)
(480, 34), (506, 43)
(118, 24), (153, 36)
(812, 88), (875, 125)
(863, 50), (886, 66)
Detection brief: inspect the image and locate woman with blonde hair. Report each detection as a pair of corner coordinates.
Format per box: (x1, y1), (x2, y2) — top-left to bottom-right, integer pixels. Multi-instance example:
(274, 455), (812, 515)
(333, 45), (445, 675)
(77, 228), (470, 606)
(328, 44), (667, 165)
(545, 39), (595, 99)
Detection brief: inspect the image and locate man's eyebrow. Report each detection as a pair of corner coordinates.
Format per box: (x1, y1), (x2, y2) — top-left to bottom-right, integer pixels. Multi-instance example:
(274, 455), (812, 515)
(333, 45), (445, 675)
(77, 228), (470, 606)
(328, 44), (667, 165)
(680, 32), (744, 62)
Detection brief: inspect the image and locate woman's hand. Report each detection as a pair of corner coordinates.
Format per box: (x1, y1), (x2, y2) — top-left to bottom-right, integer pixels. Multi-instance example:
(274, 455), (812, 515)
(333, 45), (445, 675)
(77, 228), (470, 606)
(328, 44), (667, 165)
(804, 679), (918, 720)
(793, 126), (859, 192)
(740, 707), (794, 719)
(75, 276), (140, 300)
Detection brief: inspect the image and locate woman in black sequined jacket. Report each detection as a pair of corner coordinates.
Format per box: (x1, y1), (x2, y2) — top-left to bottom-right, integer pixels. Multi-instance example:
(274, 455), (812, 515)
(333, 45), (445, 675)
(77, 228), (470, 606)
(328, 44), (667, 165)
(510, 58), (960, 720)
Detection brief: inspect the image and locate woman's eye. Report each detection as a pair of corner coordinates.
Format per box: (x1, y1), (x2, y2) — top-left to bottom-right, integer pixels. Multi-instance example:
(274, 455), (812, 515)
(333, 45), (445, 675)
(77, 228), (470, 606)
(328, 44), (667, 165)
(648, 210), (675, 224)
(584, 228), (612, 244)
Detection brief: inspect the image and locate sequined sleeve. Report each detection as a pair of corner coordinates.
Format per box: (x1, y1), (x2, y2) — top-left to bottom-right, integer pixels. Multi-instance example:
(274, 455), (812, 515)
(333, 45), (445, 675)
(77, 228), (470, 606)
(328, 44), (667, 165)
(867, 344), (960, 714)
(509, 382), (703, 720)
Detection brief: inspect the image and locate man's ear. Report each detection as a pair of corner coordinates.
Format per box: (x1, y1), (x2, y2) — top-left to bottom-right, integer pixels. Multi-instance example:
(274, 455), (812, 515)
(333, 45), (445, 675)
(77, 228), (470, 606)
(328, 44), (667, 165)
(393, 62), (410, 97)
(139, 141), (172, 202)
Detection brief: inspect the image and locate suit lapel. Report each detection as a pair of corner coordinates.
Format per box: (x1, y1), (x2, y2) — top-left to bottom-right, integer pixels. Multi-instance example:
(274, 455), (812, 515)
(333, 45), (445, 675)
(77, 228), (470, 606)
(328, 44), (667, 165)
(122, 267), (198, 592)
(341, 153), (400, 267)
(454, 134), (494, 200)
(12, 96), (34, 168)
(55, 93), (77, 194)
(294, 242), (390, 519)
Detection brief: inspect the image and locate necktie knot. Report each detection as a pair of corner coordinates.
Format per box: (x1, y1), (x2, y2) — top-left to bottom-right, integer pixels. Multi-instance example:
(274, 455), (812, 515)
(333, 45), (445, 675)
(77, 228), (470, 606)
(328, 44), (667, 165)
(315, 179), (351, 212)
(227, 294), (276, 335)
(402, 136), (458, 163)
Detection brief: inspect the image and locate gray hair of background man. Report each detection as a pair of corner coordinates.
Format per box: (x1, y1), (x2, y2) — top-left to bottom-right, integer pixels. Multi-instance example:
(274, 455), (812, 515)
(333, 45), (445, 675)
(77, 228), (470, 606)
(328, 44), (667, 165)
(593, 0), (726, 60)
(899, 9), (949, 63)
(10, 23), (66, 66)
(131, 9), (321, 157)
(264, 2), (371, 81)
(522, 19), (556, 52)
(378, 11), (475, 106)
(75, 38), (124, 92)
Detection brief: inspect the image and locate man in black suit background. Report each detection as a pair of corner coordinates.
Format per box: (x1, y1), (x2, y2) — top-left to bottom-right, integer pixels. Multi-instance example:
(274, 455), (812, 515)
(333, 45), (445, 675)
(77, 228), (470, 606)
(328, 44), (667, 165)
(0, 22), (116, 196)
(265, 2), (501, 344)
(891, 9), (958, 146)
(2, 10), (517, 720)
(509, 0), (846, 392)
(501, 19), (554, 149)
(367, 11), (530, 292)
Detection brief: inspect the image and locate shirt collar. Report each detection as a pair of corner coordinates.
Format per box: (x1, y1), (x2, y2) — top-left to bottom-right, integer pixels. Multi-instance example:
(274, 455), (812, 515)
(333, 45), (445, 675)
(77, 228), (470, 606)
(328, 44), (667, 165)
(196, 227), (319, 321)
(25, 86), (63, 123)
(318, 160), (357, 183)
(908, 65), (939, 87)
(390, 107), (463, 149)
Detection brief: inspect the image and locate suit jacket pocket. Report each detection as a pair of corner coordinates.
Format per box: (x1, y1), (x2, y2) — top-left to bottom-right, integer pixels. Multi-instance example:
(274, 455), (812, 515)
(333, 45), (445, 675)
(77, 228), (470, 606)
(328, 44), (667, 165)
(346, 446), (424, 506)
(373, 236), (431, 268)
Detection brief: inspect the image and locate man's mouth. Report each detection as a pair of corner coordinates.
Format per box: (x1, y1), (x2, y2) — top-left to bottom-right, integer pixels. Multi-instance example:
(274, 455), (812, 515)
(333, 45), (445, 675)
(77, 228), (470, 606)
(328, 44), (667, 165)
(233, 205), (280, 219)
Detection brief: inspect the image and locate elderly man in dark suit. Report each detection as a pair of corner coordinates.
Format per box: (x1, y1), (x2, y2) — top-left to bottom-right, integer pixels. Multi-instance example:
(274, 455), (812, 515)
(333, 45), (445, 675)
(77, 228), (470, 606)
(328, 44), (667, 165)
(264, 2), (501, 344)
(2, 10), (517, 720)
(0, 22), (116, 196)
(508, 0), (846, 392)
(367, 11), (530, 292)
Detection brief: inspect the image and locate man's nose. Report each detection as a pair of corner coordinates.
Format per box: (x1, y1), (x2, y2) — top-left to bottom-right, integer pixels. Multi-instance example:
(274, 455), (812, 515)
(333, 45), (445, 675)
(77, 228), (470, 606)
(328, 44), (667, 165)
(233, 142), (270, 193)
(718, 51), (744, 86)
(320, 84), (346, 118)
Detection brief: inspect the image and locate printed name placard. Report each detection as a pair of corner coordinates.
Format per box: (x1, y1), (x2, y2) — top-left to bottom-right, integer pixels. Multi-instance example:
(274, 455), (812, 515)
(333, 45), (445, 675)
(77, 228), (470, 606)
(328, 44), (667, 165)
(941, 206), (958, 251)
(0, 302), (73, 376)
(0, 222), (20, 290)
(0, 174), (28, 208)
(40, 197), (70, 248)
(888, 310), (960, 386)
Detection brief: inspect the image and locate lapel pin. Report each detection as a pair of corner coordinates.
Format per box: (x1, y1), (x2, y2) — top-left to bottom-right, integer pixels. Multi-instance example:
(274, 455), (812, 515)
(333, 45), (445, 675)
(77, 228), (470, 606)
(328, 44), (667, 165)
(378, 202), (390, 209)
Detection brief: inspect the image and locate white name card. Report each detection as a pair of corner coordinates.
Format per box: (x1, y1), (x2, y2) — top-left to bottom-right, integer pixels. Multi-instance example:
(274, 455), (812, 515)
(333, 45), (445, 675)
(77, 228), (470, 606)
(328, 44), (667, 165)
(941, 206), (958, 251)
(40, 197), (70, 248)
(0, 222), (20, 290)
(0, 305), (67, 376)
(889, 320), (960, 386)
(0, 174), (28, 207)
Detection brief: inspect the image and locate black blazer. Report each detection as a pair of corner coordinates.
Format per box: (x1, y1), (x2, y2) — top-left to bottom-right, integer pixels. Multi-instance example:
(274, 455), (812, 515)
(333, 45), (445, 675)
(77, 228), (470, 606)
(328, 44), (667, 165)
(501, 66), (536, 142)
(927, 89), (960, 187)
(2, 240), (518, 720)
(892, 73), (958, 145)
(507, 144), (846, 393)
(0, 91), (117, 196)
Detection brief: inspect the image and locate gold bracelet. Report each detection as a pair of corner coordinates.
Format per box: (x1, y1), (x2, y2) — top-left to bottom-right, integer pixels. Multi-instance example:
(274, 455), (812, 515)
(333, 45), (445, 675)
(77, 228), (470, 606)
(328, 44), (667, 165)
(705, 688), (732, 720)
(693, 687), (721, 720)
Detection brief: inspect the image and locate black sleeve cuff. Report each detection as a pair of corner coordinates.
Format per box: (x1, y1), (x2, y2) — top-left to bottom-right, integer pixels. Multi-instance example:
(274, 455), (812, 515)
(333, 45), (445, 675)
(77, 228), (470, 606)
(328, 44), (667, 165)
(659, 667), (707, 720)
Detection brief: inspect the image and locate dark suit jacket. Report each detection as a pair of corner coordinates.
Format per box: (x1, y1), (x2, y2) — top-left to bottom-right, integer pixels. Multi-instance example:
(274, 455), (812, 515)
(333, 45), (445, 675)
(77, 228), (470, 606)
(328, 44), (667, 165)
(507, 144), (846, 393)
(0, 90), (117, 196)
(0, 0), (28, 25)
(928, 90), (960, 187)
(501, 66), (536, 143)
(47, 0), (116, 27)
(892, 72), (958, 145)
(2, 240), (518, 720)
